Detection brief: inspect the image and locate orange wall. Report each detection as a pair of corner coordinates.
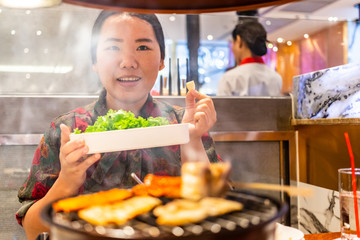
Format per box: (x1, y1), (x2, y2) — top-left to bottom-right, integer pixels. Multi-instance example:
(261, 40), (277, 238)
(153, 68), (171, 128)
(277, 42), (300, 94)
(276, 22), (347, 95)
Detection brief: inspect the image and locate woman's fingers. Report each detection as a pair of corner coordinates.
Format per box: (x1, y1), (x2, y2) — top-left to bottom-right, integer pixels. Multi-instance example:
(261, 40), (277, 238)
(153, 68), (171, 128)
(57, 123), (101, 191)
(185, 90), (215, 113)
(60, 124), (71, 147)
(194, 111), (214, 130)
(195, 99), (217, 125)
(60, 123), (92, 166)
(190, 89), (207, 100)
(60, 124), (90, 158)
(196, 94), (216, 112)
(63, 144), (89, 162)
(185, 89), (197, 108)
(79, 153), (101, 169)
(184, 89), (217, 138)
(61, 139), (88, 162)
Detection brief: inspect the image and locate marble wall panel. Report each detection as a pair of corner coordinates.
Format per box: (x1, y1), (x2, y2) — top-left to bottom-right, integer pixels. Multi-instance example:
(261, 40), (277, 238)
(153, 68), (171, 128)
(293, 62), (360, 119)
(296, 182), (340, 234)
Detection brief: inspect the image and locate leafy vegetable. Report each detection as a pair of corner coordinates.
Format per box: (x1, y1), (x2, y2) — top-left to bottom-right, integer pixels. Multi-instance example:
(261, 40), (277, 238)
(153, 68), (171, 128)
(73, 109), (169, 134)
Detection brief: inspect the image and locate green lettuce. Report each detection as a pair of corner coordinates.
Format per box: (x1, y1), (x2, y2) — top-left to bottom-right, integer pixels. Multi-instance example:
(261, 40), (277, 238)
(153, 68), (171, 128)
(73, 109), (169, 134)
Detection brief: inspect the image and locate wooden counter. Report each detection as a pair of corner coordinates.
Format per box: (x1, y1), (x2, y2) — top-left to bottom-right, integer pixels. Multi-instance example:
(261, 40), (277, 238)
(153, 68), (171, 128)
(292, 119), (360, 191)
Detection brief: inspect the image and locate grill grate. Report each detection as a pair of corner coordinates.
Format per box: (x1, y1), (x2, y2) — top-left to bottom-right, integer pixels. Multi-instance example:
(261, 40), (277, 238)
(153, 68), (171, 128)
(48, 191), (287, 239)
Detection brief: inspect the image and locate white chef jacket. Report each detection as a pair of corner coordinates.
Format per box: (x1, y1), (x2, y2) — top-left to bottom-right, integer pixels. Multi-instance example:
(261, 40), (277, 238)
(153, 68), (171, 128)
(217, 62), (283, 96)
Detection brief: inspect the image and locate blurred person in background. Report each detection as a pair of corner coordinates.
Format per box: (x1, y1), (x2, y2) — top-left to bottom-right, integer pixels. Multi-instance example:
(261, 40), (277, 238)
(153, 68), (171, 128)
(217, 19), (282, 96)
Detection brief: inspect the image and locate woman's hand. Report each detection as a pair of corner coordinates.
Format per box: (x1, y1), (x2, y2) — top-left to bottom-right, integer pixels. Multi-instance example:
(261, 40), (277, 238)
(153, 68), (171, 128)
(182, 90), (217, 139)
(57, 124), (100, 194)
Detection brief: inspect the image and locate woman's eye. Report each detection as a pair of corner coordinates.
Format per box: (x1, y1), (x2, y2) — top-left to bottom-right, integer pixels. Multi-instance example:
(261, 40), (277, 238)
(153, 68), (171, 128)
(137, 45), (150, 51)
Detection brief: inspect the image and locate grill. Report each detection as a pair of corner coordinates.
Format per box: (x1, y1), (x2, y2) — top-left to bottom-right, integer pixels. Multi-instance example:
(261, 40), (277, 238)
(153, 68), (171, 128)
(41, 190), (288, 240)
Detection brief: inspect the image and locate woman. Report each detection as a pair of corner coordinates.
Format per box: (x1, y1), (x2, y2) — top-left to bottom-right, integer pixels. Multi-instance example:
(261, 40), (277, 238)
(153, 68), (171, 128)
(17, 11), (219, 240)
(217, 19), (282, 96)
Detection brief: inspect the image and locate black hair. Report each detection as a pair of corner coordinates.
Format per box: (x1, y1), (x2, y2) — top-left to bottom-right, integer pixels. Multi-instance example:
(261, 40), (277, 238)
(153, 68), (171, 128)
(91, 10), (165, 64)
(232, 19), (268, 57)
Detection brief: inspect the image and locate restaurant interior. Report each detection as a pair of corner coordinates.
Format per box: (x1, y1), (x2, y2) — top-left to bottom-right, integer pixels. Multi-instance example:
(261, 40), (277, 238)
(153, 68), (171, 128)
(0, 0), (360, 239)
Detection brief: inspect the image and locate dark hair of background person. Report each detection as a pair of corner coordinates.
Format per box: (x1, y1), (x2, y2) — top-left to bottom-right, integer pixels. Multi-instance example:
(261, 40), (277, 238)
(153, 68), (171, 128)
(231, 19), (268, 57)
(91, 11), (165, 64)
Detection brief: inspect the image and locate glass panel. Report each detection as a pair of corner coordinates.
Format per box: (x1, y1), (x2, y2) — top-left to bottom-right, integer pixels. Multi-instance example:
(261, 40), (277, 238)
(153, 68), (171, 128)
(0, 3), (358, 95)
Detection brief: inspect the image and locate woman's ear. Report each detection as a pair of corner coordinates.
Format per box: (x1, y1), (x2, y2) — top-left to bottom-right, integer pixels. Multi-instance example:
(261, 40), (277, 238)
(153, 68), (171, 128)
(237, 35), (243, 48)
(159, 59), (165, 71)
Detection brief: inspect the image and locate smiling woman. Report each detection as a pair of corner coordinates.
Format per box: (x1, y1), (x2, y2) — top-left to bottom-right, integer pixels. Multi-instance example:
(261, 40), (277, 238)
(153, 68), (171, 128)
(16, 10), (220, 240)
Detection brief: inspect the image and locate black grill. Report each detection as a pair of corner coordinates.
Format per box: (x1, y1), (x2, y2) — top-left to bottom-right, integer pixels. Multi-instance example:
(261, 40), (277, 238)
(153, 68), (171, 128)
(42, 190), (288, 240)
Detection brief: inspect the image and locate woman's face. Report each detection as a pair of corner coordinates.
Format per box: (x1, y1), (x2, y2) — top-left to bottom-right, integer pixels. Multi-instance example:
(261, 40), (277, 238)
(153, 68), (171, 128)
(93, 14), (164, 109)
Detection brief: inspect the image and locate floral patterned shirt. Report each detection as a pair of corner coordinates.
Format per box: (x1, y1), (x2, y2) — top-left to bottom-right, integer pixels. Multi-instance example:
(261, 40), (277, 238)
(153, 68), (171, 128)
(16, 89), (220, 225)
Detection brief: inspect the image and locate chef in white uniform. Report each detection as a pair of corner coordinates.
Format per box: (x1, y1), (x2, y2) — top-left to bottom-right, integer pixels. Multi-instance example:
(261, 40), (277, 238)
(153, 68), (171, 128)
(217, 19), (282, 96)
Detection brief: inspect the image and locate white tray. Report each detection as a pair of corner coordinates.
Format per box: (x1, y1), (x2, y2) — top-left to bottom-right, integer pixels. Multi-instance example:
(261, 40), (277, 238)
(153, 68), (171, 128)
(275, 223), (304, 240)
(70, 123), (190, 154)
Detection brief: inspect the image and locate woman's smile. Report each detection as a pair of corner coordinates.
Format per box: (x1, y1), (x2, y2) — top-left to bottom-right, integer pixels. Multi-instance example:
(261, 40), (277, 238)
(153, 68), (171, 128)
(116, 76), (141, 82)
(115, 76), (141, 88)
(116, 77), (141, 81)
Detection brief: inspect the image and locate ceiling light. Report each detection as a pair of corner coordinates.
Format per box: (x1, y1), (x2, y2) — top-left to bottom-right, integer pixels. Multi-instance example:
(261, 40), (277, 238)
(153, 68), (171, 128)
(198, 68), (205, 74)
(267, 43), (273, 48)
(286, 41), (292, 46)
(272, 46), (278, 52)
(207, 35), (214, 41)
(265, 20), (271, 26)
(277, 38), (284, 43)
(169, 15), (176, 22)
(0, 0), (61, 8)
(10, 30), (16, 35)
(304, 34), (309, 39)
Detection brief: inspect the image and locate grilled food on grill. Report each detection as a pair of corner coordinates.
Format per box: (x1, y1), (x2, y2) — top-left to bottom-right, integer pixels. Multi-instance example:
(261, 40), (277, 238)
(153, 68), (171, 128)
(181, 161), (211, 200)
(132, 174), (181, 198)
(199, 197), (243, 216)
(153, 199), (208, 226)
(209, 162), (231, 197)
(153, 197), (243, 226)
(181, 162), (231, 200)
(52, 188), (133, 212)
(78, 196), (162, 225)
(132, 162), (231, 201)
(52, 162), (236, 227)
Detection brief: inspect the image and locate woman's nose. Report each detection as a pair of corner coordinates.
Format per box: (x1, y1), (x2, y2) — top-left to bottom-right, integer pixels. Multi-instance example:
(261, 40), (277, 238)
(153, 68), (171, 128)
(119, 50), (138, 69)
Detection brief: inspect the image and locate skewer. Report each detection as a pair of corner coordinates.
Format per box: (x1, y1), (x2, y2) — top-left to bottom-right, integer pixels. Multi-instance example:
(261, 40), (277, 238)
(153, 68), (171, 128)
(131, 173), (144, 185)
(131, 172), (312, 196)
(229, 181), (313, 197)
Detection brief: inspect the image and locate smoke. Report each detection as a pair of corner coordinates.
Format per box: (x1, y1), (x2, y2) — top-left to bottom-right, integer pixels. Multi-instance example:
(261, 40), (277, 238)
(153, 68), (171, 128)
(0, 4), (102, 95)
